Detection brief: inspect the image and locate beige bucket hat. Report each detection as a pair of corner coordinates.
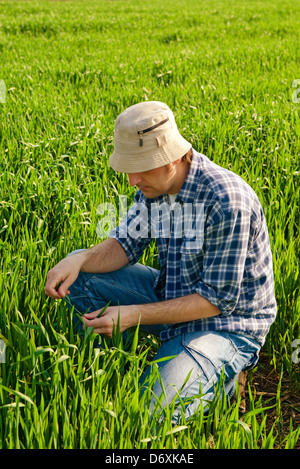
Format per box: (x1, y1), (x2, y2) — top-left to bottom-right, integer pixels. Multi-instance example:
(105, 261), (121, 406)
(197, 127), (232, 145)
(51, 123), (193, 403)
(109, 101), (191, 173)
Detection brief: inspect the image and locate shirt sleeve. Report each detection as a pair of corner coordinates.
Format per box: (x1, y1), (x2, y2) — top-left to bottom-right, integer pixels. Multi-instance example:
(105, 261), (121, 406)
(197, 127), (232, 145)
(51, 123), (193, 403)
(192, 207), (252, 316)
(108, 191), (153, 265)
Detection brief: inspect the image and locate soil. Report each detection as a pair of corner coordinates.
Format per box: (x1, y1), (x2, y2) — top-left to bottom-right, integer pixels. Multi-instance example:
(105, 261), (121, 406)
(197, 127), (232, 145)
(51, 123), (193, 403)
(239, 352), (300, 449)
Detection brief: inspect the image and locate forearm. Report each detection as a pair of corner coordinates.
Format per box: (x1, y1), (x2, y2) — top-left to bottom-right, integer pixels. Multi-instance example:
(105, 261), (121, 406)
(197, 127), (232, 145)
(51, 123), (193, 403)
(45, 238), (129, 299)
(131, 293), (221, 326)
(82, 293), (221, 337)
(79, 238), (129, 273)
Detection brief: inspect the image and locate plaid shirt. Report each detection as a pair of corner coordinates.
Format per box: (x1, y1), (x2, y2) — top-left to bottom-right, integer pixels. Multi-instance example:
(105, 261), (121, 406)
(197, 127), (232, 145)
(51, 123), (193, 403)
(109, 149), (277, 346)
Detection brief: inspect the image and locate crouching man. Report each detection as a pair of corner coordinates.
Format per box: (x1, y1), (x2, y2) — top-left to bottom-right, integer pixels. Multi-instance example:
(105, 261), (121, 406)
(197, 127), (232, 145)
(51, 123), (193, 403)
(45, 101), (277, 421)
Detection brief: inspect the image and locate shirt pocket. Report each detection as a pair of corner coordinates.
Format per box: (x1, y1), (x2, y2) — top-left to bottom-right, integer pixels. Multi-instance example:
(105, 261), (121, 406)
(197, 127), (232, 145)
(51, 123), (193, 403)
(180, 239), (204, 284)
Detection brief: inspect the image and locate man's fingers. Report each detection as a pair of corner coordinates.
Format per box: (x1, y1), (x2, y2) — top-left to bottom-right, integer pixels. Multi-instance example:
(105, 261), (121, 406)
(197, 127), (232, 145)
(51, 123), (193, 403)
(82, 311), (110, 329)
(45, 278), (64, 299)
(56, 281), (72, 298)
(45, 270), (76, 299)
(44, 256), (81, 299)
(44, 287), (62, 299)
(44, 282), (69, 299)
(83, 319), (114, 338)
(83, 310), (102, 320)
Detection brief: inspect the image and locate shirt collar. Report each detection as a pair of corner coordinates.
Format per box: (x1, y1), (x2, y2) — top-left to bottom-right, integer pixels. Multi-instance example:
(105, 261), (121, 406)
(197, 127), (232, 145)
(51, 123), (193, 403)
(176, 148), (202, 204)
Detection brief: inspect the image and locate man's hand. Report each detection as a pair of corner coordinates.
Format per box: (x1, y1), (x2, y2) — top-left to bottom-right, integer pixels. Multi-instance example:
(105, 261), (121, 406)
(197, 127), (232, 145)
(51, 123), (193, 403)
(82, 305), (139, 338)
(44, 253), (86, 299)
(45, 240), (129, 300)
(80, 293), (221, 338)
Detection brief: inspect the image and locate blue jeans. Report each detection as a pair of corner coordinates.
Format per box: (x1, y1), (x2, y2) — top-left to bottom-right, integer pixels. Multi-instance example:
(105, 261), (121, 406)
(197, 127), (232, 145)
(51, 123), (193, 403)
(66, 253), (260, 421)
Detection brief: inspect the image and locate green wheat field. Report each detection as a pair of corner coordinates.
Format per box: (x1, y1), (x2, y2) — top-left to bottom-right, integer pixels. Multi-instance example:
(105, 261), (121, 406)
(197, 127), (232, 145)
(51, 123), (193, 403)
(0, 0), (299, 449)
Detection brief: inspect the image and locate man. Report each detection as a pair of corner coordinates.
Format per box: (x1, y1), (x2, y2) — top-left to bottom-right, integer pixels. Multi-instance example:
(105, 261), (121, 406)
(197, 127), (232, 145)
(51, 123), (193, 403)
(45, 101), (277, 421)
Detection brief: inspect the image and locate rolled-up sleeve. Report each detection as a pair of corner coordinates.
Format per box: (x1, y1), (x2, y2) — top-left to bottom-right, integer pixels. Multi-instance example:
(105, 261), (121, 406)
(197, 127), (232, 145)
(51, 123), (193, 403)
(108, 191), (152, 265)
(192, 208), (252, 316)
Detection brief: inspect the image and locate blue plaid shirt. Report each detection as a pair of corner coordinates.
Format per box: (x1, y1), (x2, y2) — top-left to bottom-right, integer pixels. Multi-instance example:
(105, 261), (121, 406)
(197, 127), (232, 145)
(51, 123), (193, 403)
(109, 149), (277, 346)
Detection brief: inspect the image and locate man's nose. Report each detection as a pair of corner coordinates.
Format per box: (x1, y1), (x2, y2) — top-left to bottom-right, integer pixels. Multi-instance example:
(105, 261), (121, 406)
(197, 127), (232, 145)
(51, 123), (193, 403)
(128, 173), (142, 186)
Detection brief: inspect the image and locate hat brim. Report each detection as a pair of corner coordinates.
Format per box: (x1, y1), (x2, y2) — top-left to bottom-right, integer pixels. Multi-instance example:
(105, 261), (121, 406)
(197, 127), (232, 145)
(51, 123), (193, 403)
(109, 136), (191, 173)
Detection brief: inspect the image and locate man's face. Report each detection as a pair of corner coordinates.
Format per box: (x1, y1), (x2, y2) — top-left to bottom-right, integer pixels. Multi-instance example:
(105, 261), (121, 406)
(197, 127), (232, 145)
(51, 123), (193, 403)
(127, 162), (179, 199)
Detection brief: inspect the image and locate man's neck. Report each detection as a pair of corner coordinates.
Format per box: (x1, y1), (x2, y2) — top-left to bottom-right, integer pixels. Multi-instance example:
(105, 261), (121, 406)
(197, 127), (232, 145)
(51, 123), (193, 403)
(167, 161), (191, 195)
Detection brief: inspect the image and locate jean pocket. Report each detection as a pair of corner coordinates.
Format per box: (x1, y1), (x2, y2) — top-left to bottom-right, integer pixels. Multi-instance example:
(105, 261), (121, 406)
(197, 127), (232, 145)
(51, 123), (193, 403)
(182, 331), (239, 381)
(229, 334), (261, 371)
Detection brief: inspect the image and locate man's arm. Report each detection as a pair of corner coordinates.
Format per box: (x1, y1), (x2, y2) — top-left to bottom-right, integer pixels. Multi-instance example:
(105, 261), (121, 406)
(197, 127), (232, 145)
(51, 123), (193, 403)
(44, 238), (129, 299)
(79, 238), (129, 273)
(135, 293), (221, 324)
(82, 293), (221, 337)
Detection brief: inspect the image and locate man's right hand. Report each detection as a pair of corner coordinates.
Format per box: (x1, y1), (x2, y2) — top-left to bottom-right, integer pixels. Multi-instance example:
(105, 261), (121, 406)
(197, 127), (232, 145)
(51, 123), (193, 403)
(44, 253), (84, 299)
(44, 239), (129, 300)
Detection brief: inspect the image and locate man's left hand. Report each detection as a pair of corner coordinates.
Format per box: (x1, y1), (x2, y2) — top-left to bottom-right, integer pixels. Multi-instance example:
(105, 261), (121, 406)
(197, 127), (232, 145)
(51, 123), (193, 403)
(82, 305), (138, 338)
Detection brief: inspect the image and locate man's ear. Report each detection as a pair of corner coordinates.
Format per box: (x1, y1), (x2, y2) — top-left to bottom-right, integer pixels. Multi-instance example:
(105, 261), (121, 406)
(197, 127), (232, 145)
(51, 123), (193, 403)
(173, 158), (181, 165)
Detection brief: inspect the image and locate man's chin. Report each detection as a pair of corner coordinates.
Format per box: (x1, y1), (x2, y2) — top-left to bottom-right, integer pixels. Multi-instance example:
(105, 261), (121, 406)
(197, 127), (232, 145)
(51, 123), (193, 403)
(142, 190), (161, 199)
(140, 188), (154, 197)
